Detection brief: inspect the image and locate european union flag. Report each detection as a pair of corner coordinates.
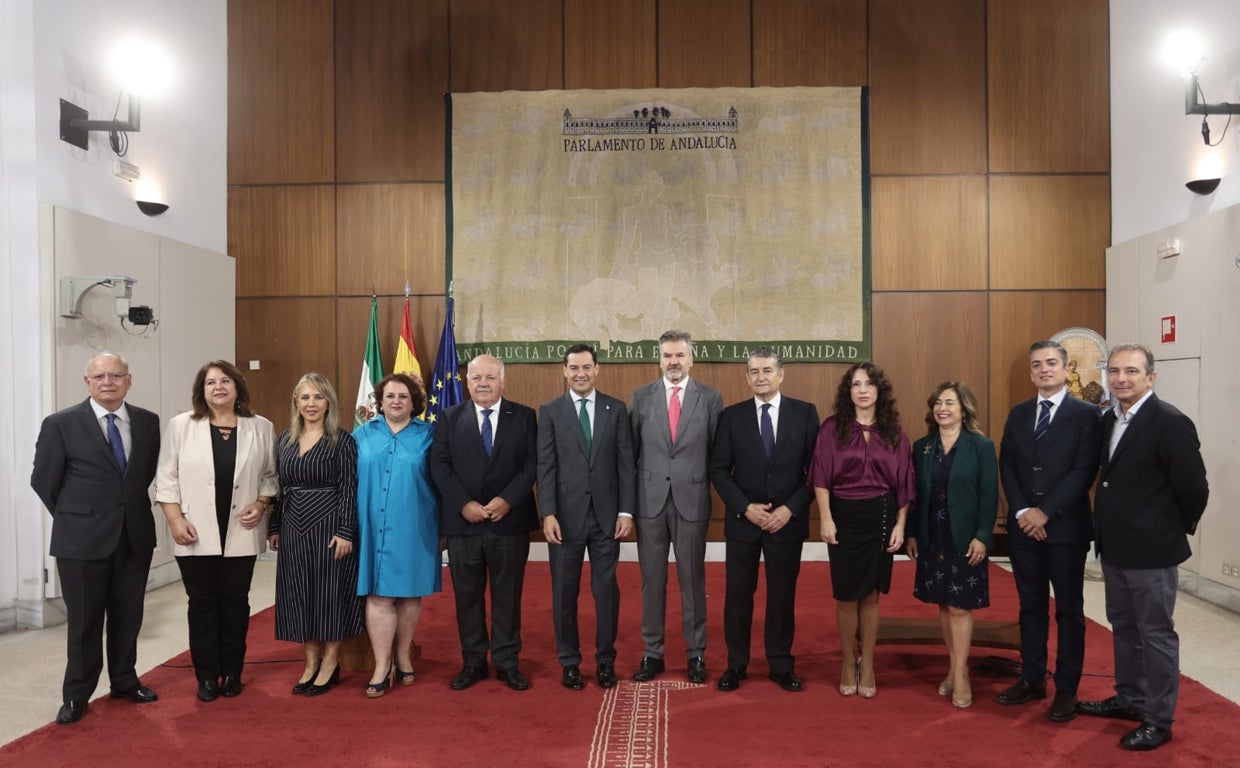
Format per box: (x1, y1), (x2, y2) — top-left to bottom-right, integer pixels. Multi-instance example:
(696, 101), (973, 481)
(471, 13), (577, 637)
(425, 296), (463, 424)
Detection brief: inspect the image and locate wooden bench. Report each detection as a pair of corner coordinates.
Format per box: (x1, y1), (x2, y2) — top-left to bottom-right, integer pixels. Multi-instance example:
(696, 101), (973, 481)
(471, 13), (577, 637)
(876, 617), (1021, 650)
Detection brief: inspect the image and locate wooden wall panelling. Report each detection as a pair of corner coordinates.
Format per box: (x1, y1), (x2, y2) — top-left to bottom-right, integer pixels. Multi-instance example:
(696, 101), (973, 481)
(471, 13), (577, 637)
(336, 183), (446, 296)
(229, 186), (336, 297)
(986, 290), (1105, 439)
(871, 176), (988, 291)
(336, 0), (450, 183)
(236, 297), (339, 433)
(987, 0), (1110, 173)
(872, 291), (990, 440)
(657, 0), (751, 87)
(227, 0), (335, 184)
(336, 295), (448, 403)
(564, 0), (657, 89)
(753, 0), (867, 86)
(448, 0), (564, 92)
(989, 175), (1110, 290)
(869, 0), (987, 175)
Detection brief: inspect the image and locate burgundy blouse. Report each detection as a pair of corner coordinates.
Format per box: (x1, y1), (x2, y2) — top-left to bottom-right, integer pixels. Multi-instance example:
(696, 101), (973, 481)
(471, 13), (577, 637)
(809, 416), (915, 509)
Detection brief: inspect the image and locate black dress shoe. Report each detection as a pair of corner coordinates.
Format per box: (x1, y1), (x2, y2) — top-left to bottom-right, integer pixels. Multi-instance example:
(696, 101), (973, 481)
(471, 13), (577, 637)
(687, 656), (707, 684)
(109, 683), (159, 703)
(717, 668), (745, 692)
(1078, 695), (1142, 722)
(304, 665), (340, 697)
(496, 667), (530, 691)
(769, 671), (803, 692)
(450, 665), (489, 691)
(633, 656), (665, 682)
(995, 680), (1047, 705)
(561, 665), (585, 690)
(56, 701), (88, 725)
(1120, 723), (1172, 751)
(197, 679), (221, 702)
(1047, 691), (1077, 722)
(221, 675), (243, 698)
(596, 661), (618, 689)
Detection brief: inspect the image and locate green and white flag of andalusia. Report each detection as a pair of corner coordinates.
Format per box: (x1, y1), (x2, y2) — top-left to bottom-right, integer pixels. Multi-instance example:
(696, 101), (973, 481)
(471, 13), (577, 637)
(354, 296), (384, 427)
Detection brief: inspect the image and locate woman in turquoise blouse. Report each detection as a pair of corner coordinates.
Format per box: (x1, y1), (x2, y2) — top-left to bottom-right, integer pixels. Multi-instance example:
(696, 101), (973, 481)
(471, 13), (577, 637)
(905, 381), (998, 709)
(354, 373), (441, 697)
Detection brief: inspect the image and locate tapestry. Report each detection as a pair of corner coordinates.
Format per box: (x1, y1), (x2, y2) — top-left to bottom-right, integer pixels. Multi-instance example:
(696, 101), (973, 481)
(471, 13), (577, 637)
(447, 87), (869, 364)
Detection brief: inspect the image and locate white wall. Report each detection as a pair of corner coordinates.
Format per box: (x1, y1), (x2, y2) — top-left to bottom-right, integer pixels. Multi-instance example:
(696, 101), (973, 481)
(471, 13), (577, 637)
(1111, 0), (1240, 243)
(33, 0), (226, 255)
(1, 0), (227, 630)
(1, 0), (46, 630)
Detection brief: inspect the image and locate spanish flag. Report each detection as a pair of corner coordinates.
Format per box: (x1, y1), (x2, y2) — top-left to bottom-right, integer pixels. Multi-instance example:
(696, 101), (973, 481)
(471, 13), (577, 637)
(393, 296), (425, 416)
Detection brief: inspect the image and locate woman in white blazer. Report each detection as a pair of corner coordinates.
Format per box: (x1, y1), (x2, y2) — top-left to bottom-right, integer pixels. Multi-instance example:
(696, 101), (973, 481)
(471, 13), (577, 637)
(155, 360), (278, 703)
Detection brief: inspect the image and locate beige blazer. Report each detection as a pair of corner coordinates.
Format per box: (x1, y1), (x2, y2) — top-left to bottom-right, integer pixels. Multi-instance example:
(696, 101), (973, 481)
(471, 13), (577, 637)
(155, 411), (279, 557)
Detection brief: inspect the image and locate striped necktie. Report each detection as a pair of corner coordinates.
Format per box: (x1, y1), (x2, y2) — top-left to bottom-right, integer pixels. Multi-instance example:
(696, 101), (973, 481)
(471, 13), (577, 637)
(1034, 400), (1052, 442)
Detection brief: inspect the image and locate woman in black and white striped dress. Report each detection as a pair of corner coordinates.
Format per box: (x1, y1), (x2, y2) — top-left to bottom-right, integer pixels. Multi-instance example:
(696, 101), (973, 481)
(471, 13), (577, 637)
(268, 373), (363, 696)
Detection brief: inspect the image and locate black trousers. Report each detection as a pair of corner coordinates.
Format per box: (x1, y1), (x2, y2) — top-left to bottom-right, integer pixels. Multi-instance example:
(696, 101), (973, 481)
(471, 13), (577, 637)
(57, 534), (153, 702)
(446, 532), (530, 671)
(1008, 535), (1088, 695)
(723, 536), (803, 675)
(175, 555), (257, 681)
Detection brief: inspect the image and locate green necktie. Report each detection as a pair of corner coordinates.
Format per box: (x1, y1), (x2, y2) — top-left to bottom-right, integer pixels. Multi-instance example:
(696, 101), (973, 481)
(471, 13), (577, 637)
(578, 397), (592, 453)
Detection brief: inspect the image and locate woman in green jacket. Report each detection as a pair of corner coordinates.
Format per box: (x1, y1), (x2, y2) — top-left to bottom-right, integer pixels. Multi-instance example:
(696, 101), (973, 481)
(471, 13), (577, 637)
(906, 381), (998, 709)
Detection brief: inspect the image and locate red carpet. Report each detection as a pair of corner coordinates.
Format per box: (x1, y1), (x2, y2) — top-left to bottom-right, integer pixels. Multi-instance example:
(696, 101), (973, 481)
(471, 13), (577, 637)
(2, 562), (1234, 767)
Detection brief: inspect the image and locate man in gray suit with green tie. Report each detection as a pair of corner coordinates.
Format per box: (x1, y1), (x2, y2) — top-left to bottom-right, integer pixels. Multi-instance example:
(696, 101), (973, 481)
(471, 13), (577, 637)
(538, 344), (635, 691)
(629, 330), (723, 684)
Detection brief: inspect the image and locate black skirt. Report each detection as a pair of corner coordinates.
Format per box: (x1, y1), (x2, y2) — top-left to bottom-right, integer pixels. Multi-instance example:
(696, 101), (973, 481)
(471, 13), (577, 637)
(827, 493), (897, 601)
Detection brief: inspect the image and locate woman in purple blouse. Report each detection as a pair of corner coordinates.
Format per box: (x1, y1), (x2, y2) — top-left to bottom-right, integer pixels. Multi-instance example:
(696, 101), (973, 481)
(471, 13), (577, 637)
(810, 362), (915, 699)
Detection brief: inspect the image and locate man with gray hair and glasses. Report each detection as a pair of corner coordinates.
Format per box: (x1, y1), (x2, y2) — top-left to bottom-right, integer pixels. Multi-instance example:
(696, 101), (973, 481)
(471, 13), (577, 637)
(32, 352), (162, 724)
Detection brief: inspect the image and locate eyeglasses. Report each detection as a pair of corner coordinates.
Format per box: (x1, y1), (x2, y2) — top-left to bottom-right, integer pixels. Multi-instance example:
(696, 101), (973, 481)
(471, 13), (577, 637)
(88, 372), (129, 382)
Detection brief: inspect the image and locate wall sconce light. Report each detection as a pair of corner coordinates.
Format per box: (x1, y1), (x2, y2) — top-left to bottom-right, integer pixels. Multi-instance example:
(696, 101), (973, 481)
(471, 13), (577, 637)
(135, 200), (169, 216)
(1185, 178), (1221, 195)
(59, 93), (141, 157)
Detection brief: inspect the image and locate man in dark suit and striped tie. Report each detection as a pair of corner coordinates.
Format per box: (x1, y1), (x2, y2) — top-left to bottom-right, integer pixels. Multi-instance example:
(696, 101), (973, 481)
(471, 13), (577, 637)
(31, 352), (161, 725)
(996, 340), (1101, 722)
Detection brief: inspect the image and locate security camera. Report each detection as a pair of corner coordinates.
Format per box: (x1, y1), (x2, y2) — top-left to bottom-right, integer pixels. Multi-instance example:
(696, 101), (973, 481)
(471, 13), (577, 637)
(128, 306), (155, 326)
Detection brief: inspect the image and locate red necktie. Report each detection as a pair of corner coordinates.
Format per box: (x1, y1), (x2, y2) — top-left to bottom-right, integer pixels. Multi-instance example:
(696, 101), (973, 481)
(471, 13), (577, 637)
(668, 385), (682, 444)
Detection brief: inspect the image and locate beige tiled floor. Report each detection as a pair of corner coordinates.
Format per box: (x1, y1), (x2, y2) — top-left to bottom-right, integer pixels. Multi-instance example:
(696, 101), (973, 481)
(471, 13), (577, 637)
(2, 559), (1238, 746)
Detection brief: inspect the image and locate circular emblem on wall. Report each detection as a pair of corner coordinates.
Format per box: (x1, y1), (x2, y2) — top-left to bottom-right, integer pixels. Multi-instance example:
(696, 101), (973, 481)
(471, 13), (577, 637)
(1050, 327), (1110, 406)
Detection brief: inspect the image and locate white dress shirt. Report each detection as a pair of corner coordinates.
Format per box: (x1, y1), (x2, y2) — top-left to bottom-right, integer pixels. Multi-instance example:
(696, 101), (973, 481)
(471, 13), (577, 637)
(90, 398), (131, 461)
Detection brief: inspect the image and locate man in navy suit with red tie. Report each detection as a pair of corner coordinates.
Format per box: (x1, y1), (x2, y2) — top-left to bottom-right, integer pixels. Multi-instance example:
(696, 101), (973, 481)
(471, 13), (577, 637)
(996, 340), (1101, 722)
(709, 348), (819, 693)
(31, 352), (161, 725)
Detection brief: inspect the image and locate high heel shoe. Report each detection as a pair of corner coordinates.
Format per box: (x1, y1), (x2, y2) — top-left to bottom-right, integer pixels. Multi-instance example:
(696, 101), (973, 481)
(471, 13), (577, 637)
(292, 664), (320, 695)
(952, 679), (972, 709)
(304, 665), (340, 697)
(938, 675), (954, 697)
(397, 667), (416, 686)
(858, 658), (876, 699)
(952, 677), (972, 709)
(838, 659), (857, 697)
(366, 664), (395, 699)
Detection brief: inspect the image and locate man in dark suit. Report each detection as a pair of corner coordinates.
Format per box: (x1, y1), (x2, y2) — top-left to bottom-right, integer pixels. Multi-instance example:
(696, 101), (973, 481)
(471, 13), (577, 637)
(432, 354), (539, 692)
(1078, 344), (1208, 752)
(31, 352), (161, 725)
(538, 344), (635, 690)
(709, 348), (819, 693)
(629, 329), (722, 684)
(996, 340), (1101, 722)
